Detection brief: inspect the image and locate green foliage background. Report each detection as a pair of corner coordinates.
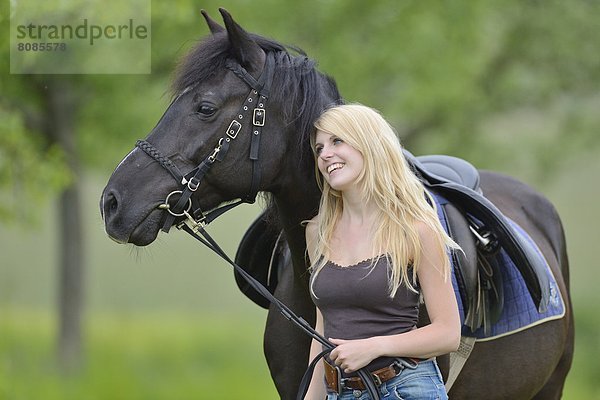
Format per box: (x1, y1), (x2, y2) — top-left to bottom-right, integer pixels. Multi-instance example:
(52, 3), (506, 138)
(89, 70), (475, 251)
(1, 0), (599, 398)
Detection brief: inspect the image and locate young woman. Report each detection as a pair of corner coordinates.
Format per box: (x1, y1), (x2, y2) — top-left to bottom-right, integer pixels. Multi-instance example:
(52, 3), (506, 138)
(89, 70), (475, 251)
(304, 104), (461, 400)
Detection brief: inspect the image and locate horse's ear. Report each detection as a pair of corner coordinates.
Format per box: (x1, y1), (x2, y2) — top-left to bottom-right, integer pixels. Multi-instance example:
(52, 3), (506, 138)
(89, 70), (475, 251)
(201, 9), (225, 34)
(219, 8), (265, 74)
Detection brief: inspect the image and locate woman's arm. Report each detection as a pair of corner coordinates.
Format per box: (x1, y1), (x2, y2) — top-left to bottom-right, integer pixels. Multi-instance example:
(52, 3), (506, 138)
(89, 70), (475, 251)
(329, 222), (461, 373)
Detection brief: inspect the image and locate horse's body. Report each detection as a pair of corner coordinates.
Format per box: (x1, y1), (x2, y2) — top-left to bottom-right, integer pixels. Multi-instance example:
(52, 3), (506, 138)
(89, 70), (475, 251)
(101, 10), (573, 399)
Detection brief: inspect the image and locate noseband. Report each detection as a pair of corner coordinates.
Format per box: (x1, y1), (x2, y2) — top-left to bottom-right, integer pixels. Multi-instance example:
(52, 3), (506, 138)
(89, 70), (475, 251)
(136, 51), (276, 233)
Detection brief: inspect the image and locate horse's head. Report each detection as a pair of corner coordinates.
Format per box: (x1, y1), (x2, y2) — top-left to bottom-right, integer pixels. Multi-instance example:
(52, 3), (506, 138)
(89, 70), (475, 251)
(101, 9), (340, 246)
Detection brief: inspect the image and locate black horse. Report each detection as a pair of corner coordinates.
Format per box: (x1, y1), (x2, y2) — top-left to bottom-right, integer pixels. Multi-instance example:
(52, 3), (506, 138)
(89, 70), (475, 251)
(101, 9), (573, 399)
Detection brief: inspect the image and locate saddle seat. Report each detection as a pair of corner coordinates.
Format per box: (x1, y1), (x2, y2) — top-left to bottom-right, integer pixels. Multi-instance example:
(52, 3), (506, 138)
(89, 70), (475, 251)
(414, 154), (481, 193)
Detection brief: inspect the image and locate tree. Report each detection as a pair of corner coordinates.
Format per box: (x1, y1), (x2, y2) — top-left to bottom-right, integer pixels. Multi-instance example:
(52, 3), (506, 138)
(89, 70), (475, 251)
(2, 1), (161, 370)
(0, 0), (214, 370)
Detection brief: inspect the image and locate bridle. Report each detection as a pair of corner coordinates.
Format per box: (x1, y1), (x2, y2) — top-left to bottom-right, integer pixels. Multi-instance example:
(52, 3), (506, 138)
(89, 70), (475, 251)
(136, 51), (275, 234)
(133, 51), (384, 399)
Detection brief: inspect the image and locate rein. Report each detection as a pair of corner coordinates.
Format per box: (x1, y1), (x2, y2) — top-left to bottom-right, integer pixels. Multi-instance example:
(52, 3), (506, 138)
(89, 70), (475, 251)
(134, 52), (382, 400)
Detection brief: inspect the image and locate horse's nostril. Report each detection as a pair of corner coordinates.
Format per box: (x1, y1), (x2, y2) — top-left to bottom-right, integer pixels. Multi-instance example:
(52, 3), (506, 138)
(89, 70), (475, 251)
(109, 196), (118, 211)
(103, 190), (120, 221)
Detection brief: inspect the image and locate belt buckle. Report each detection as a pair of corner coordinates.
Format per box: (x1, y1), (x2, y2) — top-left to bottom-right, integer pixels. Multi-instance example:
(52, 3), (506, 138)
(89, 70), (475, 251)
(392, 361), (404, 375)
(393, 357), (419, 375)
(336, 366), (343, 393)
(371, 373), (383, 386)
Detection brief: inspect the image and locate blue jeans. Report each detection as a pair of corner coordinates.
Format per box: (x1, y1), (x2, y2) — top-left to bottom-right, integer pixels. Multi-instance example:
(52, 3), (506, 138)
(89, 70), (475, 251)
(326, 359), (447, 400)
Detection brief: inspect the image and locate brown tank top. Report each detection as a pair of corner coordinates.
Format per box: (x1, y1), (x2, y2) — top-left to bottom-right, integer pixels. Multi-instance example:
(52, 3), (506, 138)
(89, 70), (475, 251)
(311, 255), (420, 373)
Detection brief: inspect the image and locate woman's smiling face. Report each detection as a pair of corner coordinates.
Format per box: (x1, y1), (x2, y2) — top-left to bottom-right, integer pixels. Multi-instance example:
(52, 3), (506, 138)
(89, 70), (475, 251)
(314, 130), (364, 192)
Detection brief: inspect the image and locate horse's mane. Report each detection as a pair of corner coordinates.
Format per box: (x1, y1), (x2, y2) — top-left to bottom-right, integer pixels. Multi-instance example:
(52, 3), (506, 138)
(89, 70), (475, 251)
(171, 32), (343, 168)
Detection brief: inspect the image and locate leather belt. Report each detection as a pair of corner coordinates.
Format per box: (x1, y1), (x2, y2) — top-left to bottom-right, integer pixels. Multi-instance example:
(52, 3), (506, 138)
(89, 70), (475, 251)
(323, 358), (420, 393)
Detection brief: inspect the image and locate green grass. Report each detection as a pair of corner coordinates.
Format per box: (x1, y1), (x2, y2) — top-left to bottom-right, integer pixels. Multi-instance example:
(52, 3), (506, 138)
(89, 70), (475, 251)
(2, 309), (598, 400)
(0, 309), (278, 400)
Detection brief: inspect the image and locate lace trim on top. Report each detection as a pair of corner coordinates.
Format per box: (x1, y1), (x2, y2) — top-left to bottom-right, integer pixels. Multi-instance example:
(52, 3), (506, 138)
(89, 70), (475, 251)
(325, 255), (387, 269)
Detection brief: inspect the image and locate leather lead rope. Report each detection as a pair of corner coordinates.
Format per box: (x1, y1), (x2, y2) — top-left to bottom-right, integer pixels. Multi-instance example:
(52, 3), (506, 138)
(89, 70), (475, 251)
(178, 223), (382, 400)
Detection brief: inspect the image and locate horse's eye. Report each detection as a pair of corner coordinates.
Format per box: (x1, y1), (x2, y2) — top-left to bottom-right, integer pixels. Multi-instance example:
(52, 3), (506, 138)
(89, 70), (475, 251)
(197, 104), (217, 117)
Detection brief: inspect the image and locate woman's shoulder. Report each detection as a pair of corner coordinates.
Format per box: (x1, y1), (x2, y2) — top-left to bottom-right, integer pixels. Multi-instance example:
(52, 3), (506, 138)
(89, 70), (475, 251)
(304, 214), (320, 253)
(413, 219), (438, 246)
(304, 214), (319, 244)
(305, 214), (319, 231)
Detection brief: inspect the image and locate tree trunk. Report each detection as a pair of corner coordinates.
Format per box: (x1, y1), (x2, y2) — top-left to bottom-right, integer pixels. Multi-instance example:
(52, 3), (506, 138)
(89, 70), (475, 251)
(57, 180), (84, 370)
(43, 77), (85, 371)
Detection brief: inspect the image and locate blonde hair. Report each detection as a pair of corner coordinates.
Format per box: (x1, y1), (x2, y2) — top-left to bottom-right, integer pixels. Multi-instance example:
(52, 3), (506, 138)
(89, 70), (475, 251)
(309, 104), (459, 297)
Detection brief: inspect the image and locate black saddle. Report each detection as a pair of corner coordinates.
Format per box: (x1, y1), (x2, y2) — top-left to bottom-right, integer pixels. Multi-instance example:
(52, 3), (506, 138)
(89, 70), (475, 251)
(234, 153), (551, 332)
(234, 212), (290, 309)
(403, 151), (550, 315)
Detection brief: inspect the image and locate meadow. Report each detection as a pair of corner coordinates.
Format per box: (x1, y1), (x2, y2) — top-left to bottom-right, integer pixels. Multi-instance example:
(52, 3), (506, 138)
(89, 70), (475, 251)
(1, 151), (599, 399)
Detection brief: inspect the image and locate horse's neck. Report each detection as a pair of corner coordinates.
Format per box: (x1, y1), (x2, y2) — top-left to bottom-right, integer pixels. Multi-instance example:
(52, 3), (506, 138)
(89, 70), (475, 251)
(273, 71), (340, 279)
(273, 169), (320, 281)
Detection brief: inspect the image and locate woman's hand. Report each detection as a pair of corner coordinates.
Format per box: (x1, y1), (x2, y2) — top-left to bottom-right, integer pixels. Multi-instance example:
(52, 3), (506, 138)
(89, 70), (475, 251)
(328, 337), (379, 373)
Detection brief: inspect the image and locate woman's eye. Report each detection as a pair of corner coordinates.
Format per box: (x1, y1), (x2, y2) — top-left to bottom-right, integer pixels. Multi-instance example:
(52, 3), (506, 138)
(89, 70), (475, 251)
(333, 138), (343, 144)
(315, 146), (323, 155)
(197, 104), (217, 116)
